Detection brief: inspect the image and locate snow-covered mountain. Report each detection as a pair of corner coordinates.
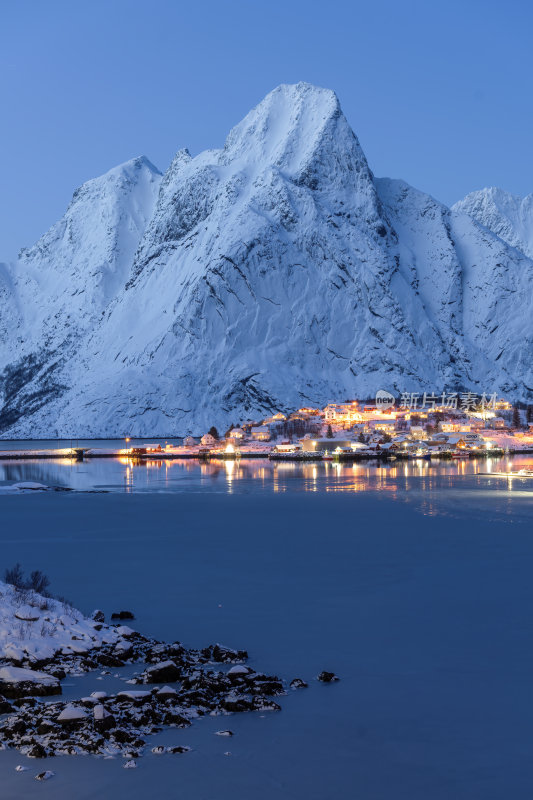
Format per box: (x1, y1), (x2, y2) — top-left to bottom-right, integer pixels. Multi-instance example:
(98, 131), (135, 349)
(453, 188), (533, 259)
(0, 83), (531, 437)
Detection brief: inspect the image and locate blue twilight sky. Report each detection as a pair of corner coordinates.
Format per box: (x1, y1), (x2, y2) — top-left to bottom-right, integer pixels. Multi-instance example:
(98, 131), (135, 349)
(1, 0), (532, 261)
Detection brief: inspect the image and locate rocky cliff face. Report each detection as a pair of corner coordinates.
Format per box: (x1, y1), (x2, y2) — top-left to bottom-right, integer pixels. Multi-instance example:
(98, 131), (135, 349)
(0, 83), (531, 437)
(453, 187), (533, 259)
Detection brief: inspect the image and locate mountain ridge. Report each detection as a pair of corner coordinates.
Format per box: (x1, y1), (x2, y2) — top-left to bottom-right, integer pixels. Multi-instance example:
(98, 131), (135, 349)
(0, 82), (531, 437)
(452, 187), (533, 259)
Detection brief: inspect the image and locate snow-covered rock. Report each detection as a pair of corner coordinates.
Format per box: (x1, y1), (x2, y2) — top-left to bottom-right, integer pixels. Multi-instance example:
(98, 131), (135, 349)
(156, 685), (178, 698)
(14, 605), (41, 621)
(453, 187), (533, 259)
(57, 703), (87, 722)
(227, 665), (252, 675)
(0, 666), (60, 698)
(34, 770), (55, 781)
(93, 703), (115, 732)
(0, 482), (50, 494)
(0, 580), (121, 665)
(117, 690), (152, 701)
(143, 660), (180, 683)
(1, 83), (532, 438)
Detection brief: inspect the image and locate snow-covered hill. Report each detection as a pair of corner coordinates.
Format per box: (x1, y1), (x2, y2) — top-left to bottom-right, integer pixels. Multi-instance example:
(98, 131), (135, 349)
(0, 83), (531, 437)
(0, 579), (119, 665)
(453, 187), (533, 259)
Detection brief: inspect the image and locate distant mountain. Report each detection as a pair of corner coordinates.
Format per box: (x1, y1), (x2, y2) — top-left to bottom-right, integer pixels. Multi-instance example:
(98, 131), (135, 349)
(0, 83), (531, 437)
(453, 188), (533, 259)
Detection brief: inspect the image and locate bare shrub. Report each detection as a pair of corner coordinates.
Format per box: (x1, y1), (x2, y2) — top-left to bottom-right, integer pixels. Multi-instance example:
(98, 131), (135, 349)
(4, 564), (52, 598)
(28, 570), (50, 595)
(4, 563), (25, 589)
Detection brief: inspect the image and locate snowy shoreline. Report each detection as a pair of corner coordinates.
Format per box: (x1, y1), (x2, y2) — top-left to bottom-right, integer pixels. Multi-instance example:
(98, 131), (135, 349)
(0, 581), (330, 772)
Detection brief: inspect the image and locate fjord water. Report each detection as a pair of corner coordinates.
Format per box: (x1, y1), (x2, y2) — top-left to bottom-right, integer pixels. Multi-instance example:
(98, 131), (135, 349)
(1, 458), (533, 799)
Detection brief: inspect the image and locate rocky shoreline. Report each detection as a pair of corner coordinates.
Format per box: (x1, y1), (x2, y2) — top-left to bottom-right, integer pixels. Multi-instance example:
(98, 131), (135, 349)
(0, 597), (338, 772)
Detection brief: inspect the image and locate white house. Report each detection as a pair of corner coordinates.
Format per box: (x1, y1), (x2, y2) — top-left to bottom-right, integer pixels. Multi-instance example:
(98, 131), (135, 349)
(368, 420), (396, 433)
(324, 403), (362, 424)
(183, 435), (196, 447)
(250, 425), (270, 441)
(201, 433), (216, 446)
(491, 417), (507, 429)
(263, 413), (287, 424)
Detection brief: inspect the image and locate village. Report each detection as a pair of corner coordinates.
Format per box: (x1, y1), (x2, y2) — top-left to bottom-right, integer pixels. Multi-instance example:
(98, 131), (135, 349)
(137, 396), (533, 463)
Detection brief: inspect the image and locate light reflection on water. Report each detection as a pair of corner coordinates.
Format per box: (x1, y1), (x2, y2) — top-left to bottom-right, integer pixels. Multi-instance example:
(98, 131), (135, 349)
(0, 454), (532, 521)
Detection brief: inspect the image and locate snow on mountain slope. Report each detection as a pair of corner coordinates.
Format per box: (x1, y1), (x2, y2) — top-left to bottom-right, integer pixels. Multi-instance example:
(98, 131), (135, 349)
(379, 179), (533, 396)
(450, 211), (533, 394)
(0, 157), (162, 432)
(24, 84), (452, 435)
(453, 187), (533, 259)
(0, 84), (531, 437)
(13, 156), (162, 353)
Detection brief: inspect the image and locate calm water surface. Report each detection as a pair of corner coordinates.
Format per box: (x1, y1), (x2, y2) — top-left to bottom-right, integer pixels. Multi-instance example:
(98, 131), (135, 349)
(0, 451), (532, 799)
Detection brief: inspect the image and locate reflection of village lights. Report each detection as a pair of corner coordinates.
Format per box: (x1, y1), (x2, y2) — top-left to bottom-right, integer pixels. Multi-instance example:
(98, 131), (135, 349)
(225, 460), (235, 481)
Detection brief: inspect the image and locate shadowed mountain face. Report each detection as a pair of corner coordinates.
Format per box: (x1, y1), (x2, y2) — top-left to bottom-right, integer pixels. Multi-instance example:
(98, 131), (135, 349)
(1, 83), (532, 436)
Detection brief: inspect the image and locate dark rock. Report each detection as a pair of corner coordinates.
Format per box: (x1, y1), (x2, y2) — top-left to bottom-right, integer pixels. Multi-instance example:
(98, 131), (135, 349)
(249, 679), (284, 695)
(0, 672), (61, 699)
(35, 770), (54, 781)
(10, 719), (28, 734)
(36, 721), (57, 735)
(144, 660), (181, 683)
(50, 668), (66, 680)
(180, 689), (208, 705)
(112, 728), (136, 744)
(111, 611), (135, 620)
(163, 710), (190, 727)
(156, 686), (178, 701)
(113, 645), (133, 661)
(210, 644), (248, 663)
(97, 653), (125, 668)
(221, 695), (254, 712)
(91, 610), (105, 623)
(13, 697), (37, 708)
(317, 671), (339, 683)
(27, 743), (47, 758)
(290, 678), (308, 689)
(93, 705), (115, 733)
(0, 698), (14, 714)
(252, 697), (281, 712)
(116, 691), (152, 705)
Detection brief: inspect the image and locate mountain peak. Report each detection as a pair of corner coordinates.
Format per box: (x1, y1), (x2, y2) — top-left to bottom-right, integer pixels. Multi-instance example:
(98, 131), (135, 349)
(2, 87), (532, 437)
(112, 155), (162, 176)
(221, 82), (364, 179)
(453, 187), (533, 259)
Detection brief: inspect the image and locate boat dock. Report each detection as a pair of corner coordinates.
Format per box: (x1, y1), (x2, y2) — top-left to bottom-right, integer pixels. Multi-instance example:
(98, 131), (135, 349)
(0, 448), (126, 461)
